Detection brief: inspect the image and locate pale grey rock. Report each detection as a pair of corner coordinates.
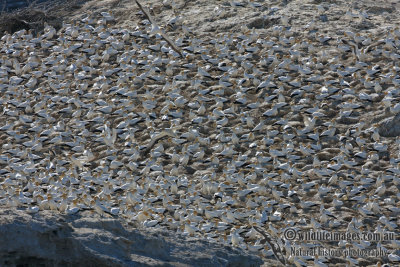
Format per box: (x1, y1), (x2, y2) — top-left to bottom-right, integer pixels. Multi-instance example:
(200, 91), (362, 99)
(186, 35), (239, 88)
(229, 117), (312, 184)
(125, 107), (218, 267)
(378, 113), (400, 137)
(0, 209), (262, 267)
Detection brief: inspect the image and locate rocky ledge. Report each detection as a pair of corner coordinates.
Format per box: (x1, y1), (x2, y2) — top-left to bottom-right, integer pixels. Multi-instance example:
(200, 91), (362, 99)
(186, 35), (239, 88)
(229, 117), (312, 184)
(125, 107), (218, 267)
(0, 208), (262, 267)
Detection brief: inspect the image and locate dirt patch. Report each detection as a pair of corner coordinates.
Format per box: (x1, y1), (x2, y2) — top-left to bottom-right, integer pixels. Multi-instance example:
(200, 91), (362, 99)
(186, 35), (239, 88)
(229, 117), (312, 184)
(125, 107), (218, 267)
(0, 0), (89, 37)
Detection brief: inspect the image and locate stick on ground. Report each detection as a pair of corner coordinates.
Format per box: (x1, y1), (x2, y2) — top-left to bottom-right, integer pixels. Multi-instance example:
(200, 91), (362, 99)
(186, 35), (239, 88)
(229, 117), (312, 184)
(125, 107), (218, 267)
(253, 226), (287, 266)
(134, 0), (183, 57)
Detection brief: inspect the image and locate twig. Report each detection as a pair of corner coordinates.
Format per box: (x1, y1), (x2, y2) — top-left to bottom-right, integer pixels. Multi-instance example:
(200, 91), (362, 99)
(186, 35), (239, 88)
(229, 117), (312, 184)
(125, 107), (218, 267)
(180, 0), (190, 9)
(253, 226), (287, 266)
(134, 0), (183, 57)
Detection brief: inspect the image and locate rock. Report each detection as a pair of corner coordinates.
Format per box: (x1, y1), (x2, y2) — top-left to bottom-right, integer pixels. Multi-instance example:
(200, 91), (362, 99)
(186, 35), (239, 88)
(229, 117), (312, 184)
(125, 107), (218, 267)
(378, 113), (400, 137)
(319, 14), (328, 22)
(336, 116), (359, 125)
(0, 208), (262, 267)
(246, 16), (280, 29)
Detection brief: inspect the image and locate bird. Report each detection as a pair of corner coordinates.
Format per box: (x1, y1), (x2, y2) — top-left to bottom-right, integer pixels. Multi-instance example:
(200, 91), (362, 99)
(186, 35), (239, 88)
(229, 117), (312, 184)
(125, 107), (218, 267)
(388, 253), (400, 262)
(100, 11), (115, 21)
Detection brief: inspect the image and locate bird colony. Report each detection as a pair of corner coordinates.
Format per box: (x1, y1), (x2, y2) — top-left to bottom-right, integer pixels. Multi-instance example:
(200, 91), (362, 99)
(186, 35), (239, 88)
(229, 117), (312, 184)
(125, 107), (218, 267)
(1, 9), (400, 266)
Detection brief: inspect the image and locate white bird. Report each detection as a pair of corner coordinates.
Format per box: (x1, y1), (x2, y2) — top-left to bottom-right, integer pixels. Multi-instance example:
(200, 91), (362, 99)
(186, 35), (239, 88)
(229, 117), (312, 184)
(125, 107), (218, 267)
(27, 206), (39, 214)
(110, 207), (120, 215)
(197, 66), (212, 78)
(102, 124), (117, 148)
(101, 11), (115, 21)
(263, 106), (278, 117)
(149, 24), (162, 36)
(230, 228), (243, 247)
(388, 253), (400, 262)
(66, 206), (80, 215)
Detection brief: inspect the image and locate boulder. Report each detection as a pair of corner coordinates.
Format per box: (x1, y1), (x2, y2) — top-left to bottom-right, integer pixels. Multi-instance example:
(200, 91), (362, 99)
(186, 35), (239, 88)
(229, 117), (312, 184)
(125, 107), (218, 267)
(378, 113), (400, 137)
(0, 209), (262, 267)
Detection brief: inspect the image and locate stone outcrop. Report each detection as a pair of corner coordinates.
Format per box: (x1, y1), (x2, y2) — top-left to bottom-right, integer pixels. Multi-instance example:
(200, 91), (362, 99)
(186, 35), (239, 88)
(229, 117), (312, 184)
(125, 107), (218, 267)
(378, 113), (400, 137)
(0, 208), (262, 267)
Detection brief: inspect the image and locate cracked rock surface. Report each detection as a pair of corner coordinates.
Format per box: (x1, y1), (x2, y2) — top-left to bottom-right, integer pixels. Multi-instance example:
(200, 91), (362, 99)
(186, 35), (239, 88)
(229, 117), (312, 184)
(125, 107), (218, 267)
(0, 209), (262, 267)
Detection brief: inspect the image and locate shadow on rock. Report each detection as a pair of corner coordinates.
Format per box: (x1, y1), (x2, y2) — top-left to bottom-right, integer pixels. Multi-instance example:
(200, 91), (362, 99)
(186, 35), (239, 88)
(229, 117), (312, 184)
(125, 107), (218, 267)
(378, 113), (400, 137)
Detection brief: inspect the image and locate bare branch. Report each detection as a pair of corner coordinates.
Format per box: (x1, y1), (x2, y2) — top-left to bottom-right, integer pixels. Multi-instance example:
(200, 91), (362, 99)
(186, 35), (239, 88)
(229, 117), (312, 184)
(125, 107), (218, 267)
(253, 226), (287, 266)
(134, 0), (183, 57)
